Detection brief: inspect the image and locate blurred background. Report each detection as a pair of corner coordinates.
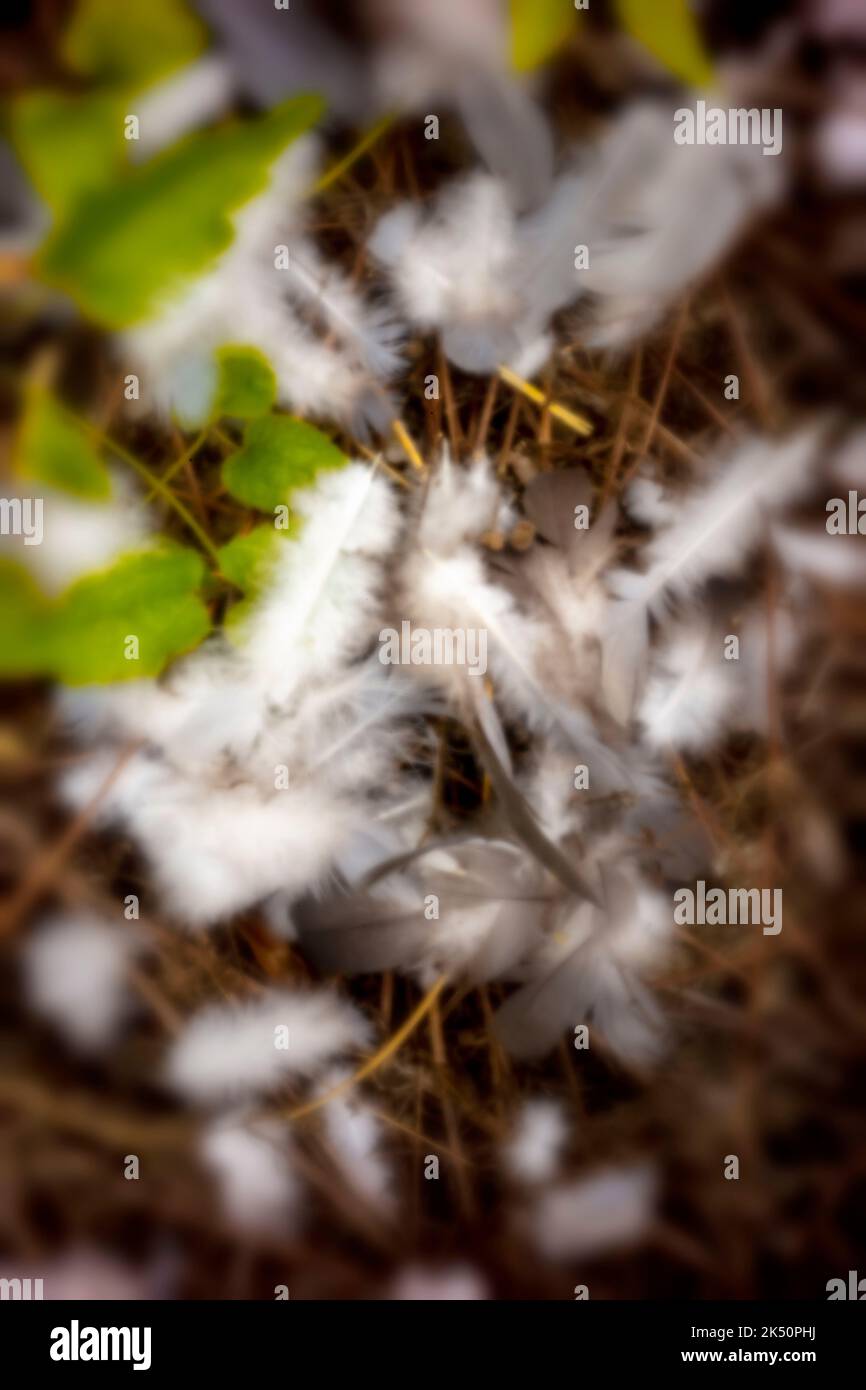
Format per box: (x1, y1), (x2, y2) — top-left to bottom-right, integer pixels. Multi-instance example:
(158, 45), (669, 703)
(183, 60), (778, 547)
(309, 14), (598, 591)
(1, 0), (865, 1301)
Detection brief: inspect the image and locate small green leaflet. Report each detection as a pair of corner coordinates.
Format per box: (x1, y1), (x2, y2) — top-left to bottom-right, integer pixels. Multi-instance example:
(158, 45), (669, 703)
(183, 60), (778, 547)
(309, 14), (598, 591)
(212, 346), (277, 420)
(0, 547), (210, 684)
(15, 388), (111, 500)
(61, 0), (206, 87)
(170, 345), (277, 430)
(510, 0), (576, 73)
(218, 525), (285, 593)
(222, 415), (347, 513)
(37, 94), (325, 328)
(615, 0), (713, 88)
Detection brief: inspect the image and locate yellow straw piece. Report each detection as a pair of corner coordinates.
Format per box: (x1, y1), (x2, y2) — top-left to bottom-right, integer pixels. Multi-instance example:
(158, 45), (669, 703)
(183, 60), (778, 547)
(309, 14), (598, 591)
(498, 364), (593, 437)
(287, 974), (449, 1122)
(391, 417), (426, 472)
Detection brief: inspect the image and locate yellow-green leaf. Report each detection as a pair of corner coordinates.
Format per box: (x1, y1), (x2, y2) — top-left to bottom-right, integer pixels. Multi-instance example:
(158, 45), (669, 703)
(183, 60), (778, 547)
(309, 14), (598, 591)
(218, 526), (282, 592)
(54, 546), (210, 682)
(10, 89), (127, 217)
(37, 94), (325, 328)
(212, 345), (277, 420)
(61, 0), (205, 87)
(222, 415), (347, 513)
(615, 0), (713, 88)
(217, 523), (296, 633)
(0, 563), (53, 678)
(15, 387), (111, 500)
(0, 547), (210, 684)
(510, 0), (575, 73)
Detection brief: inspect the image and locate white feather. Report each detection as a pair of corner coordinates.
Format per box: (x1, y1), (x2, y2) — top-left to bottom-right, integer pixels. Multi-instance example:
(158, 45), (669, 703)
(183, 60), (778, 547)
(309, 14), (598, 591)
(166, 988), (370, 1104)
(529, 1163), (658, 1261)
(199, 1116), (301, 1235)
(503, 1099), (568, 1184)
(578, 103), (783, 347)
(0, 473), (149, 595)
(628, 429), (821, 609)
(774, 525), (866, 588)
(318, 1071), (394, 1211)
(386, 1263), (489, 1300)
(22, 914), (137, 1052)
(132, 56), (235, 160)
(370, 174), (521, 373)
(372, 100), (783, 372)
(603, 428), (823, 723)
(638, 622), (739, 752)
(237, 464), (402, 701)
(624, 473), (678, 529)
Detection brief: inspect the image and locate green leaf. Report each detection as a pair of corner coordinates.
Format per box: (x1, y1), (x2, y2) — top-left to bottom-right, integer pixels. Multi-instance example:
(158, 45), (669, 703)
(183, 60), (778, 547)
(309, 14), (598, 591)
(54, 546), (210, 682)
(61, 0), (205, 87)
(217, 523), (297, 634)
(222, 415), (347, 513)
(615, 0), (713, 87)
(12, 2), (208, 220)
(0, 563), (53, 677)
(212, 345), (277, 420)
(15, 388), (111, 500)
(0, 547), (211, 684)
(37, 94), (325, 328)
(510, 0), (575, 73)
(10, 89), (127, 216)
(218, 525), (283, 592)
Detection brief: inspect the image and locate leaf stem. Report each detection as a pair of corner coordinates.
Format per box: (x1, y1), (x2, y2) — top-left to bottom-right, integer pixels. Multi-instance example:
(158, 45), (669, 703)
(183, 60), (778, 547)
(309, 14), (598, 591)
(311, 113), (394, 196)
(64, 408), (222, 567)
(148, 428), (208, 497)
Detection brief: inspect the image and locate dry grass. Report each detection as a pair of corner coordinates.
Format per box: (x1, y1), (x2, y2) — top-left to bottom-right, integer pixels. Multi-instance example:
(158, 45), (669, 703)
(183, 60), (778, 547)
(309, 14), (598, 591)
(2, 23), (866, 1299)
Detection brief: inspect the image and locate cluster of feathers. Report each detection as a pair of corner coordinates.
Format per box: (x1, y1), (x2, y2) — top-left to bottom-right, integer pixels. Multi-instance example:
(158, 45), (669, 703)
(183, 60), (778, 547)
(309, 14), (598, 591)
(26, 420), (860, 1252)
(14, 21), (866, 1274)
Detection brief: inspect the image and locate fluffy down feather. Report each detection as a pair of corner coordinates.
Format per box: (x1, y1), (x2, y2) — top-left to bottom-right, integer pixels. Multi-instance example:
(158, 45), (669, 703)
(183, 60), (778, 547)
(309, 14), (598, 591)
(63, 752), (353, 927)
(371, 101), (783, 373)
(638, 621), (740, 753)
(22, 913), (138, 1052)
(166, 989), (371, 1104)
(602, 428), (823, 724)
(386, 1263), (489, 1300)
(503, 1099), (568, 1185)
(199, 1116), (301, 1235)
(529, 1163), (658, 1261)
(317, 1070), (394, 1211)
